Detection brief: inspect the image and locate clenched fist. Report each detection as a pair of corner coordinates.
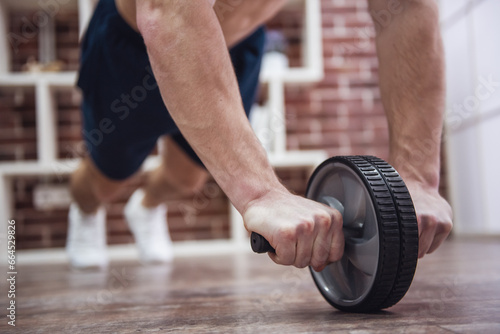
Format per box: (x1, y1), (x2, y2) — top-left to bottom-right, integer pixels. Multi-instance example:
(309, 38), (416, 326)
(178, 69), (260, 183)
(243, 189), (344, 272)
(404, 180), (453, 258)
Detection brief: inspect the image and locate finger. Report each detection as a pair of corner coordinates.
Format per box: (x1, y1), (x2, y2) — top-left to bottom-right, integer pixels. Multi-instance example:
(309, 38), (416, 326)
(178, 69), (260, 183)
(427, 219), (453, 254)
(328, 210), (344, 263)
(268, 242), (297, 266)
(418, 215), (438, 258)
(314, 208), (345, 270)
(294, 220), (315, 268)
(268, 227), (297, 266)
(268, 252), (280, 265)
(313, 218), (345, 272)
(310, 212), (332, 271)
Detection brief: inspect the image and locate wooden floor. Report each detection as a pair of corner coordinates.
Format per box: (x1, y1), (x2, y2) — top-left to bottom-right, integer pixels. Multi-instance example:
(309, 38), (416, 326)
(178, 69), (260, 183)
(2, 236), (500, 333)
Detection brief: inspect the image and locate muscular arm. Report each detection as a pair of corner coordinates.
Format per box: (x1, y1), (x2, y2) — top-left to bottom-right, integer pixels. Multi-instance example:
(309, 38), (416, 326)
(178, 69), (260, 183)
(136, 0), (278, 212)
(369, 0), (453, 257)
(135, 0), (343, 270)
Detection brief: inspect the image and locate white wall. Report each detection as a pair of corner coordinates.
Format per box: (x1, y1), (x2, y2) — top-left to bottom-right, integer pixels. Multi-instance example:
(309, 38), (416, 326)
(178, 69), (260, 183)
(440, 0), (500, 234)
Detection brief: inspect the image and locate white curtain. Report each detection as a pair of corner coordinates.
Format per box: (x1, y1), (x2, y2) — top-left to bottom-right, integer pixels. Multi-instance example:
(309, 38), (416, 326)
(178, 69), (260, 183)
(440, 0), (500, 234)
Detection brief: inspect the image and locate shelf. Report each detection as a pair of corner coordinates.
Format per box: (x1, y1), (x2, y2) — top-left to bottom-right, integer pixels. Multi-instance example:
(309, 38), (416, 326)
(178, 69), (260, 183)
(0, 149), (328, 177)
(0, 71), (77, 86)
(260, 67), (324, 84)
(0, 0), (327, 255)
(268, 150), (328, 168)
(260, 0), (323, 84)
(0, 159), (79, 176)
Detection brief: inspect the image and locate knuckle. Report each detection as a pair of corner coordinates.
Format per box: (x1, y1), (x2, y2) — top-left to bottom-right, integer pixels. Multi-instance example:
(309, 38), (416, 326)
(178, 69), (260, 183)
(428, 219), (438, 229)
(419, 215), (436, 229)
(441, 220), (453, 233)
(332, 208), (343, 223)
(330, 210), (343, 230)
(314, 212), (332, 230)
(297, 219), (315, 235)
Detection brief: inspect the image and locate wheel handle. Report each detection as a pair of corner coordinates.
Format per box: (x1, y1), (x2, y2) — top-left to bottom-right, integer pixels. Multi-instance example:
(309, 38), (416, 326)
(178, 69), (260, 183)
(251, 232), (274, 253)
(250, 197), (345, 254)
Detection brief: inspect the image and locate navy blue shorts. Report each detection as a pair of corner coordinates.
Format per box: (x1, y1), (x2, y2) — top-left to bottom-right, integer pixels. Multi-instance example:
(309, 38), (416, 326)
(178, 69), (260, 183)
(77, 0), (266, 180)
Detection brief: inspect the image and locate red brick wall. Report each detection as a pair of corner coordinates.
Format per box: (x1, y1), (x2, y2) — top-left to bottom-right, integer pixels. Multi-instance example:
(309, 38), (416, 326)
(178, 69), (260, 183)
(11, 168), (310, 249)
(9, 12), (80, 72)
(0, 87), (37, 161)
(3, 1), (448, 249)
(270, 1), (389, 158)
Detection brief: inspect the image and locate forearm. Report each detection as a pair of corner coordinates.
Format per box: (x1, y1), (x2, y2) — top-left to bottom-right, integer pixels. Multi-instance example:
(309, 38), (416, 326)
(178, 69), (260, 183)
(136, 1), (285, 213)
(215, 0), (287, 47)
(370, 0), (445, 188)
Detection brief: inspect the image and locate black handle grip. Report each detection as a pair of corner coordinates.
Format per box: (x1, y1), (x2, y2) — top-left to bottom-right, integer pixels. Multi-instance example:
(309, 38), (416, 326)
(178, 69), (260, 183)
(251, 232), (275, 253)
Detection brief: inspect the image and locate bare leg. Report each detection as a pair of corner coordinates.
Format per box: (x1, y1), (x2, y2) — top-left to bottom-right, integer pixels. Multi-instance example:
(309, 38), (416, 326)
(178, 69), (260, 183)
(122, 137), (207, 263)
(70, 157), (130, 213)
(142, 136), (209, 208)
(70, 137), (207, 211)
(67, 157), (131, 268)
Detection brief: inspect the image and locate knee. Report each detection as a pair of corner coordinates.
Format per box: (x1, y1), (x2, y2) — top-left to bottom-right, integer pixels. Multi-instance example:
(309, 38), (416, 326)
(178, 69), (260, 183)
(70, 158), (127, 204)
(164, 168), (209, 195)
(181, 174), (208, 195)
(92, 181), (126, 203)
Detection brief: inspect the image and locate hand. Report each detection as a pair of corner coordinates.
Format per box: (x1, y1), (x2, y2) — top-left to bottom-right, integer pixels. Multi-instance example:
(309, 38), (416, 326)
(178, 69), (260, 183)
(243, 190), (344, 272)
(404, 180), (453, 258)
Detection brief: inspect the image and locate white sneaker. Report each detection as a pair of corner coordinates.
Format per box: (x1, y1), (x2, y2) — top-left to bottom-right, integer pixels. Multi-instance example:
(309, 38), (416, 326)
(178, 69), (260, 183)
(66, 203), (108, 269)
(124, 189), (174, 263)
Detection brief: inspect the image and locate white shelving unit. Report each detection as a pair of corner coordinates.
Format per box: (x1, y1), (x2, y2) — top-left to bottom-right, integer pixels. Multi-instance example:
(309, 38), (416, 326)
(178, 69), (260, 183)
(0, 0), (326, 261)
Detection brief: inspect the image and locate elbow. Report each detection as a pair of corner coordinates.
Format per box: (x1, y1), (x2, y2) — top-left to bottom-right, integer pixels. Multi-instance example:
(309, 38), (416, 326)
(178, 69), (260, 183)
(136, 3), (172, 47)
(136, 1), (191, 48)
(137, 0), (215, 49)
(137, 7), (161, 47)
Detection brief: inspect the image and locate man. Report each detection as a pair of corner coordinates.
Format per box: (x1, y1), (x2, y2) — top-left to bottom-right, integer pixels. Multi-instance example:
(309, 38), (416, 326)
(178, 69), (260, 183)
(67, 0), (453, 271)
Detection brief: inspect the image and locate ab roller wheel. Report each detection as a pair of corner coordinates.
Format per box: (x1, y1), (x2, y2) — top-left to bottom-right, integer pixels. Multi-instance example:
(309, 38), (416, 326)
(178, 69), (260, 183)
(251, 156), (419, 312)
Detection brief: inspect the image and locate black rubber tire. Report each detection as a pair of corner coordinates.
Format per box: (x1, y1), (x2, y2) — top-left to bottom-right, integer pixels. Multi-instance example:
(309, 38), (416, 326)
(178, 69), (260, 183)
(306, 156), (418, 312)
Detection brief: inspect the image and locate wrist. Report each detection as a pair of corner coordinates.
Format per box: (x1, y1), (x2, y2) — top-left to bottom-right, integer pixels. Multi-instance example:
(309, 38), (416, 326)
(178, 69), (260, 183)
(211, 147), (288, 214)
(240, 185), (290, 215)
(233, 176), (288, 215)
(389, 144), (441, 190)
